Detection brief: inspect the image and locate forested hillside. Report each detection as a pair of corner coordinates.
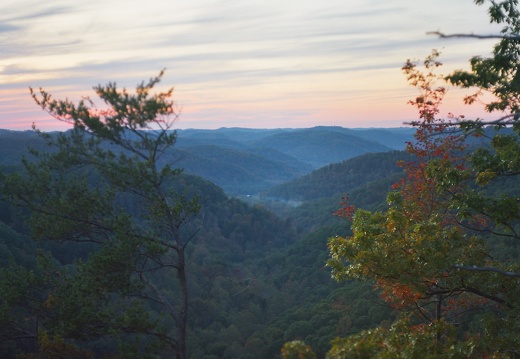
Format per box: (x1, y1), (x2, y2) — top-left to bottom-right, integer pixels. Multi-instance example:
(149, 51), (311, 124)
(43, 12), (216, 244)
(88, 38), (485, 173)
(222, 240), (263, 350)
(0, 109), (414, 358)
(0, 131), (398, 358)
(173, 127), (412, 194)
(1, 3), (520, 356)
(3, 122), (517, 358)
(0, 127), (413, 196)
(244, 128), (391, 168)
(0, 130), (47, 166)
(263, 151), (412, 202)
(173, 145), (312, 194)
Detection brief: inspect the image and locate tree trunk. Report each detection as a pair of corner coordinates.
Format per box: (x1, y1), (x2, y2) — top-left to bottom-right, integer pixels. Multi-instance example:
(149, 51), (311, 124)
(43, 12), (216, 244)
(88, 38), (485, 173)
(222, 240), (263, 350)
(176, 248), (187, 359)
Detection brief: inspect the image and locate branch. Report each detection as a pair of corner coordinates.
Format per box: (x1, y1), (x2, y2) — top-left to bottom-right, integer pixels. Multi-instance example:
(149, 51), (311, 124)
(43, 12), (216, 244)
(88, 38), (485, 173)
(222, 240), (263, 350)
(140, 273), (179, 324)
(428, 31), (520, 41)
(454, 265), (520, 278)
(456, 112), (520, 127)
(463, 285), (512, 308)
(443, 302), (493, 323)
(456, 216), (520, 242)
(413, 302), (433, 323)
(405, 113), (520, 135)
(231, 278), (252, 296)
(181, 226), (201, 250)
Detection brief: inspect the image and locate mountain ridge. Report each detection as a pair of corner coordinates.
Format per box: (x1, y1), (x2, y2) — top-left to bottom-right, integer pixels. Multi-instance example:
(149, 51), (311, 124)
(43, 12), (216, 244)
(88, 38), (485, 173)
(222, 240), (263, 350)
(0, 127), (415, 195)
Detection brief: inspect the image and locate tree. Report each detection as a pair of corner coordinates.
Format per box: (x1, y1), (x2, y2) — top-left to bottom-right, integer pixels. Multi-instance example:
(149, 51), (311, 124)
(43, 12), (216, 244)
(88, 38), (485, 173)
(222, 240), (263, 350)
(430, 0), (520, 280)
(327, 10), (520, 354)
(327, 318), (475, 359)
(1, 71), (200, 358)
(329, 52), (518, 355)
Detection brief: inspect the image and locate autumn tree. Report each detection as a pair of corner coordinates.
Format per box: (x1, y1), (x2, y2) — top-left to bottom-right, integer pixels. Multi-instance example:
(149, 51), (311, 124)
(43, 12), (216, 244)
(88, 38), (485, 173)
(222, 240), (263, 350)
(326, 0), (520, 354)
(328, 53), (519, 357)
(1, 71), (200, 359)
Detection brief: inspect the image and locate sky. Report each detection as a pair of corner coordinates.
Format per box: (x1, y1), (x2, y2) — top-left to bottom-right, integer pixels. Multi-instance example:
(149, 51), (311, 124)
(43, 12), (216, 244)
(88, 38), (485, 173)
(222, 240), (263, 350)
(0, 0), (504, 131)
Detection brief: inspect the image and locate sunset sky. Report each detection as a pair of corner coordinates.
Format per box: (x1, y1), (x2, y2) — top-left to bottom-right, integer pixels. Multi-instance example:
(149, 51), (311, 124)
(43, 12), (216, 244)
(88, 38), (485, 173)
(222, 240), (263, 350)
(0, 0), (503, 131)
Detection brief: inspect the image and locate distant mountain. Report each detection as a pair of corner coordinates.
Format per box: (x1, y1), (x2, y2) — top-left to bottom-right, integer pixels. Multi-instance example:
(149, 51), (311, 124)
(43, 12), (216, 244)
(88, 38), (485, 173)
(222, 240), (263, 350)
(0, 127), (415, 195)
(171, 127), (413, 194)
(247, 128), (393, 168)
(348, 128), (415, 150)
(299, 126), (414, 150)
(214, 126), (416, 151)
(177, 127), (293, 143)
(173, 145), (311, 194)
(178, 126), (415, 164)
(176, 130), (247, 150)
(0, 130), (47, 166)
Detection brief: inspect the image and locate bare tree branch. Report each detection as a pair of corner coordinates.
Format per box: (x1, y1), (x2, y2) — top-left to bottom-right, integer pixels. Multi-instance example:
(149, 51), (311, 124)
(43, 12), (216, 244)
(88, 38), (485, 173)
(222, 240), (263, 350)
(405, 112), (520, 129)
(456, 112), (520, 127)
(428, 31), (520, 41)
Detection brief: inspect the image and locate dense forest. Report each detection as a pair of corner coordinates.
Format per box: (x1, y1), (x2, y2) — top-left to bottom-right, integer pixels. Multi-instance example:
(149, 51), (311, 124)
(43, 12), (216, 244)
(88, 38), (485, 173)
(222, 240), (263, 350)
(1, 1), (520, 358)
(0, 124), (401, 359)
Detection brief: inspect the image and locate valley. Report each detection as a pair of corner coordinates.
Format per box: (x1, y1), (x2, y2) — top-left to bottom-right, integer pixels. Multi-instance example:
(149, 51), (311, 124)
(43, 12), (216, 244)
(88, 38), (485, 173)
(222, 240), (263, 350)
(0, 126), (412, 358)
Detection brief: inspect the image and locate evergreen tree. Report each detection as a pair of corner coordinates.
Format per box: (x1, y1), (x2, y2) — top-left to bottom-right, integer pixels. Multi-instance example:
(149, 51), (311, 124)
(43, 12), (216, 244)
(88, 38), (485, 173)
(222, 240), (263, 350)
(1, 71), (200, 359)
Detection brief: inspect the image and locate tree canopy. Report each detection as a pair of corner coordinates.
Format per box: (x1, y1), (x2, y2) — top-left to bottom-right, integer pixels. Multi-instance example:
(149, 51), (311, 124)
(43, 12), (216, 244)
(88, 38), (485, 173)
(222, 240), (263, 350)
(1, 71), (200, 358)
(318, 1), (520, 357)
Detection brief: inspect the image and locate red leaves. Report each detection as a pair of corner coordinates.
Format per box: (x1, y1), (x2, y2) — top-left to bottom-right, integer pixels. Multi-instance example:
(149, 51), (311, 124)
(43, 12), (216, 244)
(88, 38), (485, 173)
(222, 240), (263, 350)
(377, 279), (422, 309)
(331, 52), (496, 331)
(334, 195), (356, 221)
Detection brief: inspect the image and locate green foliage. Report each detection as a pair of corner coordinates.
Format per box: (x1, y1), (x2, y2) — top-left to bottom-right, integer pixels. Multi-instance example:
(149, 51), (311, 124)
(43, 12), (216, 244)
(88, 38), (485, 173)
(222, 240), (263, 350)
(264, 151), (410, 202)
(447, 0), (520, 119)
(281, 340), (316, 359)
(1, 71), (200, 358)
(0, 215), (42, 357)
(327, 319), (476, 359)
(324, 13), (520, 355)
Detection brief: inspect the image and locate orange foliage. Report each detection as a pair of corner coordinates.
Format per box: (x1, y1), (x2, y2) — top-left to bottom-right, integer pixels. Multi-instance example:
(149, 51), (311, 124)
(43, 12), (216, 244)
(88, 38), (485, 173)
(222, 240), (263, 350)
(377, 280), (422, 309)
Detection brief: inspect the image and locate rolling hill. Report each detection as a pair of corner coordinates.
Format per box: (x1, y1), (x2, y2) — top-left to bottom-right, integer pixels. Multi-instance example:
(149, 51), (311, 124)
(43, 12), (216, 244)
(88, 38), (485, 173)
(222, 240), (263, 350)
(262, 150), (412, 201)
(1, 127), (415, 195)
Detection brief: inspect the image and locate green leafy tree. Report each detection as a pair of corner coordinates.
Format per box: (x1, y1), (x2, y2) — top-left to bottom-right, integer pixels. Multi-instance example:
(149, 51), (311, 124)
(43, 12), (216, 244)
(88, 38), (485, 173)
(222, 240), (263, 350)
(326, 0), (520, 352)
(328, 52), (518, 356)
(1, 71), (200, 358)
(431, 0), (520, 280)
(327, 318), (475, 359)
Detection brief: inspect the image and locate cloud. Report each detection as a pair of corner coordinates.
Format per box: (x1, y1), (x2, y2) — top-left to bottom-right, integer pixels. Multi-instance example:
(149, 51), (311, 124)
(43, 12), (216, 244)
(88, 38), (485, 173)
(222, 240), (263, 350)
(9, 5), (76, 22)
(0, 0), (504, 131)
(0, 23), (19, 33)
